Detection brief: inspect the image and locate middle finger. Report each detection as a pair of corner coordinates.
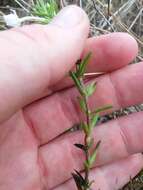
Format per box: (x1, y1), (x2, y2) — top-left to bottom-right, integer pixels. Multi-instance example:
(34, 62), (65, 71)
(24, 61), (143, 144)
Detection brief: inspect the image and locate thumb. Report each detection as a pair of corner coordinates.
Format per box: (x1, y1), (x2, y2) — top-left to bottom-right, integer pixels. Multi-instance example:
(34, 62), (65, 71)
(0, 5), (89, 123)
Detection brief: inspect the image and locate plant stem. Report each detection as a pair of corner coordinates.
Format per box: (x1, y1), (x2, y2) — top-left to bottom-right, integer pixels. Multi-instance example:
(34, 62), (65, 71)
(83, 95), (90, 184)
(79, 77), (92, 190)
(70, 54), (112, 190)
(70, 54), (103, 190)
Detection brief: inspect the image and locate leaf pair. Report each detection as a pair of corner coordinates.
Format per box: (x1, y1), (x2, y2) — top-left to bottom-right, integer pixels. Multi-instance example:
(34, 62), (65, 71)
(85, 81), (97, 97)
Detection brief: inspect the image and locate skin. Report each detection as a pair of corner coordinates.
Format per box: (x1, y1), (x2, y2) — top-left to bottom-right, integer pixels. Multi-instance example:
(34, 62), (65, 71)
(0, 5), (143, 190)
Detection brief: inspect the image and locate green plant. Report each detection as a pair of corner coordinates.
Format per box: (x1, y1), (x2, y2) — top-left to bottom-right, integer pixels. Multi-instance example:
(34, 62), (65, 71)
(2, 0), (58, 27)
(70, 53), (112, 190)
(31, 0), (58, 23)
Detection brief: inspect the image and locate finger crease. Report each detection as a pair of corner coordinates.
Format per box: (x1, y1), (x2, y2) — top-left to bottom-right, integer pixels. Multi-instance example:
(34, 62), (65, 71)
(117, 119), (131, 155)
(23, 110), (41, 145)
(108, 73), (123, 108)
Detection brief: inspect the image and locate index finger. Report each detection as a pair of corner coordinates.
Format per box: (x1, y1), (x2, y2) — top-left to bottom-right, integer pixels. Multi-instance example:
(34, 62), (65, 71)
(53, 32), (138, 91)
(84, 32), (138, 72)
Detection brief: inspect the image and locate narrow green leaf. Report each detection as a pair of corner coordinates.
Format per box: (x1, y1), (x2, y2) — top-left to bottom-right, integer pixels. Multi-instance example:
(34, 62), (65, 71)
(92, 105), (113, 114)
(69, 71), (84, 95)
(88, 141), (101, 168)
(84, 160), (90, 170)
(90, 113), (99, 131)
(76, 52), (92, 77)
(85, 81), (97, 97)
(74, 144), (87, 152)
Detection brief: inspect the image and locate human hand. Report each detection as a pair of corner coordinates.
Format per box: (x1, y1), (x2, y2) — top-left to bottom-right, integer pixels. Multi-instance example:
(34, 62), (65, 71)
(0, 5), (142, 190)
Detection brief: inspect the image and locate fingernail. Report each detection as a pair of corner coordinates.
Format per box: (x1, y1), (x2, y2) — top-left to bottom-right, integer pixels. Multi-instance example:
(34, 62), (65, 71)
(51, 5), (84, 28)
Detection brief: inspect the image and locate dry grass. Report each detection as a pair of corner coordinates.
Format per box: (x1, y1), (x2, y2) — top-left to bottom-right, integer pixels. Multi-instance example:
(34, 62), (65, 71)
(0, 0), (143, 189)
(62, 0), (143, 61)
